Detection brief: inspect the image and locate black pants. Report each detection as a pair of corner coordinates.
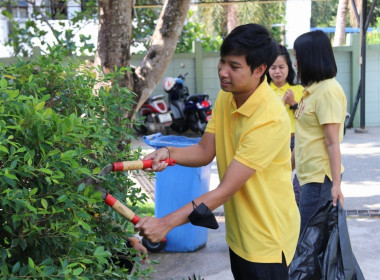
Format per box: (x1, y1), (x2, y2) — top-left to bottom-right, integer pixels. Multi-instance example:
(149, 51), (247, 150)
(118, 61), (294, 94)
(229, 248), (289, 280)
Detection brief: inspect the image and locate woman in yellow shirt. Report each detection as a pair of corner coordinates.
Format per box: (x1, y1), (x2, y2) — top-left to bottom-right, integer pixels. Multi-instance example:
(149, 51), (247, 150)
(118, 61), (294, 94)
(267, 44), (303, 205)
(293, 30), (347, 233)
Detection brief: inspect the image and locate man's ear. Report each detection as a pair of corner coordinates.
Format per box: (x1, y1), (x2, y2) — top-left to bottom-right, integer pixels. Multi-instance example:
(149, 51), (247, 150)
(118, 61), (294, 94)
(253, 64), (267, 78)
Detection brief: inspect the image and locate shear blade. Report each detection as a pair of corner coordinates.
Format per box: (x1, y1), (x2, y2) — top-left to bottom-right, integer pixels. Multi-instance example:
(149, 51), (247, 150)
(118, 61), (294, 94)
(98, 164), (113, 177)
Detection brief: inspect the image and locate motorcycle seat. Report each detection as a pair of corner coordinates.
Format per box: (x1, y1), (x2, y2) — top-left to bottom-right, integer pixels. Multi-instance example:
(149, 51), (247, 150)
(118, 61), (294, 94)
(146, 95), (165, 103)
(186, 94), (209, 102)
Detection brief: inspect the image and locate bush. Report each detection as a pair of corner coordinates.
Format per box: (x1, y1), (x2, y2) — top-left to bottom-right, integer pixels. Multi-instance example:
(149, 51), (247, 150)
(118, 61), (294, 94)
(0, 46), (153, 279)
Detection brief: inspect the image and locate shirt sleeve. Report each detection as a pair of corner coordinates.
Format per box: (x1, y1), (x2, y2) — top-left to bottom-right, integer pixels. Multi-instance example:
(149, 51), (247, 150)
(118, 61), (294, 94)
(205, 91), (223, 134)
(316, 87), (346, 125)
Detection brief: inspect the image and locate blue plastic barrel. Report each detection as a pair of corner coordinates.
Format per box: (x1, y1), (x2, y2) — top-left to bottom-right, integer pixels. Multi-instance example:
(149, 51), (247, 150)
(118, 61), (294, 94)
(143, 133), (211, 252)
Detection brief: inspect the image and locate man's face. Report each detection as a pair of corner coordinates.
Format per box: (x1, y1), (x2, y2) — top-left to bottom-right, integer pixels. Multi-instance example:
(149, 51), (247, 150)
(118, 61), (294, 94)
(217, 54), (258, 96)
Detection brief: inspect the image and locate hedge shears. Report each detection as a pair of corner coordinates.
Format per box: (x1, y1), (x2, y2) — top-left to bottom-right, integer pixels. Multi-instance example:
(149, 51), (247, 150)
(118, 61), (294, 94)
(78, 158), (176, 251)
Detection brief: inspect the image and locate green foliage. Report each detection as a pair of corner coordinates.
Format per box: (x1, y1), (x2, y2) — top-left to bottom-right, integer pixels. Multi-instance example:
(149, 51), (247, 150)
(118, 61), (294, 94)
(367, 17), (380, 44)
(136, 202), (155, 217)
(176, 10), (222, 53)
(196, 1), (285, 45)
(311, 0), (339, 28)
(0, 45), (154, 279)
(2, 0), (96, 57)
(311, 0), (380, 29)
(132, 1), (162, 53)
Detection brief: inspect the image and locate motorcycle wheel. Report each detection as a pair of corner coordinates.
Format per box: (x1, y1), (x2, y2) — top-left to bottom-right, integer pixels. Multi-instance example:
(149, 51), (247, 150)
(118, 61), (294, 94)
(170, 118), (188, 133)
(163, 126), (171, 135)
(133, 123), (147, 135)
(188, 113), (205, 135)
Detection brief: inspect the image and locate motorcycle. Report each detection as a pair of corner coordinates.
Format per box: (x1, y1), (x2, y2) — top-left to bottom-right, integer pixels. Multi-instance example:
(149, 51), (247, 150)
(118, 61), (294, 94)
(163, 73), (212, 134)
(134, 95), (172, 135)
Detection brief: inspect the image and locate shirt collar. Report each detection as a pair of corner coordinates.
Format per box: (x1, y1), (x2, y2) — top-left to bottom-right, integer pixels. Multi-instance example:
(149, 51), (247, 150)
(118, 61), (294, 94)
(233, 76), (270, 117)
(270, 81), (290, 92)
(304, 78), (335, 96)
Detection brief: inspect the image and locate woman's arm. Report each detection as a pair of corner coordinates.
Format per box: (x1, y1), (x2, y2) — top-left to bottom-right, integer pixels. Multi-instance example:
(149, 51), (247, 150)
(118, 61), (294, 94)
(324, 123), (344, 207)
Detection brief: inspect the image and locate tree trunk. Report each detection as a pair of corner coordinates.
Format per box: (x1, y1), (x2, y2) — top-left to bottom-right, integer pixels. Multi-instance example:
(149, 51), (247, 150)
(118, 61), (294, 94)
(333, 0), (349, 46)
(95, 0), (134, 89)
(133, 0), (191, 115)
(95, 0), (191, 121)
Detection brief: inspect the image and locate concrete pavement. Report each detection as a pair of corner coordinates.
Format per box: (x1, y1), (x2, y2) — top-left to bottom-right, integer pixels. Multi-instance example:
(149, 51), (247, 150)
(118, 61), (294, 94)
(132, 127), (380, 280)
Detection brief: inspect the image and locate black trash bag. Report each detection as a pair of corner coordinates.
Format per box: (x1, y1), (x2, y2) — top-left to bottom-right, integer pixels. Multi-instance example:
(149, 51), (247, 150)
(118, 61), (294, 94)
(188, 201), (219, 229)
(289, 200), (365, 280)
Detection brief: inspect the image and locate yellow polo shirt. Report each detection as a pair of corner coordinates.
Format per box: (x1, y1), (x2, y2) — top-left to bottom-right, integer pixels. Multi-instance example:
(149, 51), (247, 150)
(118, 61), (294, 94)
(270, 82), (304, 133)
(294, 78), (347, 186)
(205, 78), (300, 265)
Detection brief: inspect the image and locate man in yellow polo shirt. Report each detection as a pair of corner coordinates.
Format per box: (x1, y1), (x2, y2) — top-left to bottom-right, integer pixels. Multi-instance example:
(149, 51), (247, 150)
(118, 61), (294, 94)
(135, 24), (300, 280)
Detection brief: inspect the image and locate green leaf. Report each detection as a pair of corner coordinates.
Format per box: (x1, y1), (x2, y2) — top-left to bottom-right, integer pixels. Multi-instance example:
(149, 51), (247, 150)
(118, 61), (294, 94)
(78, 220), (91, 231)
(19, 239), (27, 251)
(25, 202), (37, 214)
(6, 89), (19, 99)
(92, 167), (101, 174)
(0, 264), (9, 276)
(37, 168), (53, 175)
(16, 147), (27, 153)
(11, 238), (19, 248)
(12, 261), (20, 274)
(41, 198), (48, 209)
(44, 108), (53, 117)
(57, 195), (67, 203)
(35, 101), (45, 111)
(4, 74), (16, 79)
(48, 150), (60, 157)
(28, 257), (35, 268)
(4, 225), (13, 234)
(4, 173), (18, 181)
(41, 266), (56, 276)
(73, 267), (83, 276)
(94, 246), (111, 258)
(0, 145), (9, 154)
(77, 183), (85, 192)
(80, 259), (93, 264)
(0, 78), (7, 88)
(94, 246), (104, 256)
(29, 188), (38, 196)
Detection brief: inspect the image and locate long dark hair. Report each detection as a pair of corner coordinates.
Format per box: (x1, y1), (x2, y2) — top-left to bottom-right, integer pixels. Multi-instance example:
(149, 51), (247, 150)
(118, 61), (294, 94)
(293, 30), (337, 86)
(267, 44), (297, 86)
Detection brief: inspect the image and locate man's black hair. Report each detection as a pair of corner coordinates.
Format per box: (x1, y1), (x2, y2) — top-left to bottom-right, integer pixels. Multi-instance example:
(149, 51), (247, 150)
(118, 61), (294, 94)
(293, 30), (337, 86)
(220, 23), (278, 77)
(267, 44), (298, 86)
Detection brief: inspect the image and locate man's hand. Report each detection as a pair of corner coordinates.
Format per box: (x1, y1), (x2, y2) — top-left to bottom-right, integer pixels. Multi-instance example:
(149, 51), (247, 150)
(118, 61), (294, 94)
(127, 237), (148, 263)
(135, 216), (169, 243)
(143, 147), (171, 172)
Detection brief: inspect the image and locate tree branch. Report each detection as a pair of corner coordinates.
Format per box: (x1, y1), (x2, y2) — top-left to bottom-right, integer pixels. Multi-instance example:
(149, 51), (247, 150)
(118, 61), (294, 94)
(133, 0), (191, 111)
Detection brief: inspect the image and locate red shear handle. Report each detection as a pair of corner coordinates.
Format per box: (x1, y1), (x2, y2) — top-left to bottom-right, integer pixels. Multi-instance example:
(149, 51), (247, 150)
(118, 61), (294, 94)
(104, 194), (140, 224)
(104, 194), (166, 242)
(113, 159), (176, 172)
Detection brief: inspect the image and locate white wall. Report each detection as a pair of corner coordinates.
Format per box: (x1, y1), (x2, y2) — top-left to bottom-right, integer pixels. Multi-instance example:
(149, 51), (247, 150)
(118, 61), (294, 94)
(285, 0), (312, 48)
